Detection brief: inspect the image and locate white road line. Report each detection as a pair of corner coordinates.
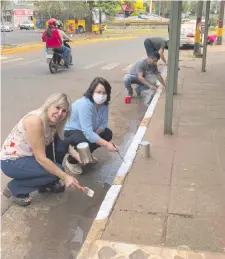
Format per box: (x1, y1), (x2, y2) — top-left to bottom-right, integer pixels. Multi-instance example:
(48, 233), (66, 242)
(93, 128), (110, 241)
(122, 63), (134, 71)
(17, 58), (41, 66)
(0, 56), (9, 60)
(2, 58), (24, 64)
(101, 63), (120, 70)
(82, 61), (104, 69)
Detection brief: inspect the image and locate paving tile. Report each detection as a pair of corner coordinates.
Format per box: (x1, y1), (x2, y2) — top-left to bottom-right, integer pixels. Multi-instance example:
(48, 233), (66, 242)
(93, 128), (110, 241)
(166, 216), (225, 253)
(127, 158), (172, 186)
(115, 183), (169, 213)
(102, 210), (165, 246)
(174, 140), (217, 166)
(171, 164), (225, 187)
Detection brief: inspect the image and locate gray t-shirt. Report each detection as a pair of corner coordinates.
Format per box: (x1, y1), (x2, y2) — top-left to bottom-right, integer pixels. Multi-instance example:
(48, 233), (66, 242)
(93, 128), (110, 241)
(129, 58), (159, 77)
(149, 37), (166, 51)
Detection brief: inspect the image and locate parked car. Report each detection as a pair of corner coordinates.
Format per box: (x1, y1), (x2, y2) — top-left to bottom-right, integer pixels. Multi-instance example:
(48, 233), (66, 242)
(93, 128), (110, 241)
(0, 22), (13, 32)
(166, 20), (206, 48)
(20, 20), (34, 30)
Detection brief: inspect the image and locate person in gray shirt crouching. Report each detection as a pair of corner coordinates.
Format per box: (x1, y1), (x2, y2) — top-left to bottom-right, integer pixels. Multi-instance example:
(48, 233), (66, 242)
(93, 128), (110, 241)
(123, 52), (166, 98)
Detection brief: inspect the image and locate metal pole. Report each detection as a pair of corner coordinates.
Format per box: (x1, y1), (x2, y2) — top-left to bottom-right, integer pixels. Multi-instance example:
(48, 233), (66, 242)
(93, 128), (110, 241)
(173, 0), (182, 95)
(194, 1), (204, 56)
(201, 1), (210, 72)
(99, 8), (102, 35)
(1, 12), (6, 45)
(164, 0), (181, 135)
(216, 0), (225, 45)
(149, 0), (152, 14)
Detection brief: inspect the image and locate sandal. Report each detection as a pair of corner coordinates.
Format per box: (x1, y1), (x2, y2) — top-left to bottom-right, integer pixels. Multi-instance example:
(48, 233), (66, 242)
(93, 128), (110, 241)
(38, 180), (65, 194)
(3, 186), (31, 207)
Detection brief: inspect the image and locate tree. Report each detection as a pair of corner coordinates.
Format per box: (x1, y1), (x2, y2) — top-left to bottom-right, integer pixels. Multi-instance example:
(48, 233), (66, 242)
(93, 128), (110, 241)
(33, 1), (91, 22)
(94, 0), (120, 21)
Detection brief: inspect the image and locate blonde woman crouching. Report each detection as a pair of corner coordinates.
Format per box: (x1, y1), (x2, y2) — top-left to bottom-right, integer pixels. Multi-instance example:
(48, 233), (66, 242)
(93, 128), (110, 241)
(0, 93), (82, 207)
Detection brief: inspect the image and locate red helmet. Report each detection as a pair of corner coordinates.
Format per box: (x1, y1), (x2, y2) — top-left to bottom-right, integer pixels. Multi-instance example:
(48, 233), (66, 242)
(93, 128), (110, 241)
(48, 18), (57, 27)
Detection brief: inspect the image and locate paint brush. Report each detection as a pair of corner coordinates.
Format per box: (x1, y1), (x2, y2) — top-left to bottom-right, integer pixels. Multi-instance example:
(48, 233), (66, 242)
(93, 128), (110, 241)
(112, 143), (126, 164)
(78, 185), (95, 197)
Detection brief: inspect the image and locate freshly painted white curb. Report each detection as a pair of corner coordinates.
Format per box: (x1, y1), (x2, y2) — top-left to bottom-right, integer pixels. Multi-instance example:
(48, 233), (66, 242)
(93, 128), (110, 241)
(117, 88), (162, 177)
(94, 86), (163, 221)
(94, 67), (165, 222)
(96, 185), (122, 220)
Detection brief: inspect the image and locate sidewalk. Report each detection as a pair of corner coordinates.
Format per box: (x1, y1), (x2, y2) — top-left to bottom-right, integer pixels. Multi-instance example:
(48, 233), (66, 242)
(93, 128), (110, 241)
(77, 45), (225, 259)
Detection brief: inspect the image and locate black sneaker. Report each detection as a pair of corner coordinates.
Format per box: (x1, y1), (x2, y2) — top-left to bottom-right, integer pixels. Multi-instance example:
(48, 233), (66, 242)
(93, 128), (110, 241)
(38, 180), (65, 194)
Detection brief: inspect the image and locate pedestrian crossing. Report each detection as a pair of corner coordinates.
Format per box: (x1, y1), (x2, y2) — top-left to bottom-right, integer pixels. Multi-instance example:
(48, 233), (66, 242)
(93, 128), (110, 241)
(1, 55), (136, 72)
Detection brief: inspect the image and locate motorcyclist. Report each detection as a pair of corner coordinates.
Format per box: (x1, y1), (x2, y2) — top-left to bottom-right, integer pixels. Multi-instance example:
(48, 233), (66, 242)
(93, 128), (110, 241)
(56, 20), (73, 64)
(42, 18), (71, 67)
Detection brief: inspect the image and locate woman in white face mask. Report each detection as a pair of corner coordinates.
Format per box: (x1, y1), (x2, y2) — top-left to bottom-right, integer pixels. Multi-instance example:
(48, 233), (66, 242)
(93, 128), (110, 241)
(63, 77), (118, 175)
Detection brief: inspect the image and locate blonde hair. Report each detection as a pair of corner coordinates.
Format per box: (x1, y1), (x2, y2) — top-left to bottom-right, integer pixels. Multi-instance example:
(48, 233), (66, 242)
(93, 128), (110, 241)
(38, 93), (72, 139)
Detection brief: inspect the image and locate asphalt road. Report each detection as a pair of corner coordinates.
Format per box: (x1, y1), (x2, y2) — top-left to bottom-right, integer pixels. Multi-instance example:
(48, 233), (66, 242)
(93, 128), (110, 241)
(1, 29), (42, 45)
(1, 35), (163, 259)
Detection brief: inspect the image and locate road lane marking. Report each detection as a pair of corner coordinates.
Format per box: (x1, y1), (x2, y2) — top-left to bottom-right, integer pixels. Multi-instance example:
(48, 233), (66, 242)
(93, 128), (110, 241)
(101, 63), (120, 70)
(122, 63), (134, 71)
(82, 61), (104, 69)
(0, 56), (9, 60)
(1, 58), (24, 64)
(17, 58), (41, 66)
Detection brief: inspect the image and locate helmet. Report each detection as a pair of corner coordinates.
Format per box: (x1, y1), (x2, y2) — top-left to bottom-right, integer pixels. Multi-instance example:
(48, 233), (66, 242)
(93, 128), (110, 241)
(48, 18), (57, 27)
(56, 20), (63, 29)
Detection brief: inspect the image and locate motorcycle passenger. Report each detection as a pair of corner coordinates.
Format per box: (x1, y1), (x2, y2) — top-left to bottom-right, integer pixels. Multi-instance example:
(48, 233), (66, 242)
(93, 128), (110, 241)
(42, 18), (71, 67)
(56, 21), (73, 64)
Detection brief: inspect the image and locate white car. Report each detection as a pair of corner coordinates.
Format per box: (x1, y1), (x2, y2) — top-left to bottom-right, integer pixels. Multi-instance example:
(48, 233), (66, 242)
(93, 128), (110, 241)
(167, 20), (205, 48)
(0, 22), (13, 32)
(20, 20), (35, 30)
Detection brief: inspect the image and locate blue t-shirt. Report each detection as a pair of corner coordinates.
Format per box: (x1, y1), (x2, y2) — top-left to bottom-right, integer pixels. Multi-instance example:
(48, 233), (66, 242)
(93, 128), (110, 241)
(64, 97), (109, 143)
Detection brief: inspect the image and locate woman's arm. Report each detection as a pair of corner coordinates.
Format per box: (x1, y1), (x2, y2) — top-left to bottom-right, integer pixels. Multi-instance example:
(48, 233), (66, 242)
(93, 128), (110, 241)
(78, 101), (117, 152)
(23, 115), (79, 188)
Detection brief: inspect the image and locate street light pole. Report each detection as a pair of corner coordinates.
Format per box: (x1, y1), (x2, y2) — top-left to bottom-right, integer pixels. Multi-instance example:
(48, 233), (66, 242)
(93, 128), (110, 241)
(216, 0), (225, 45)
(201, 1), (210, 72)
(164, 0), (182, 135)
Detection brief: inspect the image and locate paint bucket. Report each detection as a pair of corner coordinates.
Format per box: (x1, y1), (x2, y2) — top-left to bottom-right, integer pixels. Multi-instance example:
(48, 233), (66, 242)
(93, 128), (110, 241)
(125, 96), (131, 104)
(77, 142), (92, 164)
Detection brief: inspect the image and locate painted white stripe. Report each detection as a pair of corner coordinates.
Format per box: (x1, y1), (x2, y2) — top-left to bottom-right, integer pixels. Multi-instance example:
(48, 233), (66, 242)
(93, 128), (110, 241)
(122, 63), (134, 71)
(82, 61), (104, 69)
(2, 58), (24, 64)
(0, 56), (9, 60)
(95, 185), (122, 220)
(101, 63), (119, 70)
(17, 58), (41, 66)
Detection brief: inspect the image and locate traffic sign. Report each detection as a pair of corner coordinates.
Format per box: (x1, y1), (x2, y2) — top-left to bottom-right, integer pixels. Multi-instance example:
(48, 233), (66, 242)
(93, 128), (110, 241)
(121, 4), (128, 12)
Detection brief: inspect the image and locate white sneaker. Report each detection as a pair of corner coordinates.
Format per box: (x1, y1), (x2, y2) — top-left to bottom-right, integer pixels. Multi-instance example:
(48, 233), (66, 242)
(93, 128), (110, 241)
(64, 155), (83, 175)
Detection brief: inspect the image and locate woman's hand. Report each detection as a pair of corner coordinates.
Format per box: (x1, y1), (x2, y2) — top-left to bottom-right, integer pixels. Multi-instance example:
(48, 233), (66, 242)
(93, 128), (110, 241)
(68, 145), (82, 164)
(95, 128), (104, 135)
(64, 174), (80, 189)
(106, 142), (118, 152)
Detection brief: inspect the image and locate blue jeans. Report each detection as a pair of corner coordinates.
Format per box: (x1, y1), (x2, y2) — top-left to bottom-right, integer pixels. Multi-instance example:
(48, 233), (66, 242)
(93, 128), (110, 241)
(123, 74), (149, 96)
(58, 45), (71, 65)
(1, 157), (63, 197)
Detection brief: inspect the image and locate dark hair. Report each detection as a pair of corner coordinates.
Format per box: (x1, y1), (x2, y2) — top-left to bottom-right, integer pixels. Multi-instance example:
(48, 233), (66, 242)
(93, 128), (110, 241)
(149, 51), (160, 60)
(84, 77), (112, 105)
(46, 26), (53, 38)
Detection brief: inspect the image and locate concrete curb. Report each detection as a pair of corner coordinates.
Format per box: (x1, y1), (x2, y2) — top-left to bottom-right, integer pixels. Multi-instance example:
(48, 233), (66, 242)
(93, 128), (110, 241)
(1, 36), (137, 55)
(77, 76), (165, 259)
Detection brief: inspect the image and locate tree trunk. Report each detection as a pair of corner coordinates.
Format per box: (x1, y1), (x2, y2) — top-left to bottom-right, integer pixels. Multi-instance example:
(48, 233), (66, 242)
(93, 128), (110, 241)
(86, 1), (93, 33)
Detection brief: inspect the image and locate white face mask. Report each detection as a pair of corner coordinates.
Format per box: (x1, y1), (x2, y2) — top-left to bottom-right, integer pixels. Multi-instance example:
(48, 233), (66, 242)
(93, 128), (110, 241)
(93, 93), (107, 105)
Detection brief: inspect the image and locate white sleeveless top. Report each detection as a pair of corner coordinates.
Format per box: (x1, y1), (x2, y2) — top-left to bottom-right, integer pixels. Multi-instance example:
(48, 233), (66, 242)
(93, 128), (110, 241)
(0, 110), (56, 160)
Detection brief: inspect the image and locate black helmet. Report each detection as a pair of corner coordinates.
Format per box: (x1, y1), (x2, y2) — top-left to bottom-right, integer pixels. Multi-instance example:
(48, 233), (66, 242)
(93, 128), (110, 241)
(56, 20), (63, 29)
